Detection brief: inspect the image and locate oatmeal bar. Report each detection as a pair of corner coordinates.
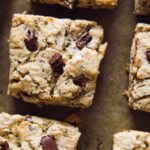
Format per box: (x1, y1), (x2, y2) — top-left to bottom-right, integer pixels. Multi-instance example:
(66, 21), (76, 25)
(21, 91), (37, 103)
(128, 23), (150, 112)
(0, 112), (81, 150)
(31, 0), (118, 9)
(113, 130), (150, 150)
(8, 14), (107, 108)
(135, 0), (150, 15)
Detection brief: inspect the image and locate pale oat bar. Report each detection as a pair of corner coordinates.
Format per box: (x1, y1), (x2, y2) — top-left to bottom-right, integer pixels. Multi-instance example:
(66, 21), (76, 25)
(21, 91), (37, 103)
(8, 14), (107, 108)
(0, 112), (81, 150)
(128, 23), (150, 112)
(31, 0), (118, 9)
(113, 130), (150, 150)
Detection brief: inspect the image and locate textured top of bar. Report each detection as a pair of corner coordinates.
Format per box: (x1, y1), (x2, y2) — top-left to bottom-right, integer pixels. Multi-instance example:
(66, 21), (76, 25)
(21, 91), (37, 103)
(113, 130), (150, 150)
(0, 112), (81, 150)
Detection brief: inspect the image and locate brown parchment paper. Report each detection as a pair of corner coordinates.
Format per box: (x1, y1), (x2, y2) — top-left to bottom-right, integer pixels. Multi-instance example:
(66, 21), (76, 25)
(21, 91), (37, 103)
(0, 0), (150, 149)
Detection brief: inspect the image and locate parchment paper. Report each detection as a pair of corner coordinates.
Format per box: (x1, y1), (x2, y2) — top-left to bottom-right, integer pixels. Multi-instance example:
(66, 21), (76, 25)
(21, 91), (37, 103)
(0, 0), (150, 149)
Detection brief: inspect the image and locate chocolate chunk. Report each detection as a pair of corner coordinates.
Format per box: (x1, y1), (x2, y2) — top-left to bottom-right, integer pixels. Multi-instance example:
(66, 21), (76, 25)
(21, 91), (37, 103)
(73, 74), (87, 87)
(24, 29), (38, 51)
(146, 51), (150, 62)
(24, 115), (33, 123)
(50, 53), (65, 74)
(76, 32), (92, 49)
(0, 141), (10, 150)
(41, 135), (57, 150)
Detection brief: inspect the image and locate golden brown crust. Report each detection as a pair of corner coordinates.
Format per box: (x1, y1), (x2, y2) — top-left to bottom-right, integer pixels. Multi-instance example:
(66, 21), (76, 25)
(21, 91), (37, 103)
(32, 0), (118, 9)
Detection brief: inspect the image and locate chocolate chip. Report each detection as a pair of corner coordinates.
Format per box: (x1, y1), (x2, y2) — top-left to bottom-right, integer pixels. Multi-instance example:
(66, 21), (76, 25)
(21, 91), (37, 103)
(0, 141), (10, 150)
(41, 135), (57, 150)
(73, 74), (87, 87)
(24, 115), (33, 123)
(50, 53), (65, 74)
(24, 29), (38, 51)
(76, 32), (92, 49)
(146, 51), (150, 62)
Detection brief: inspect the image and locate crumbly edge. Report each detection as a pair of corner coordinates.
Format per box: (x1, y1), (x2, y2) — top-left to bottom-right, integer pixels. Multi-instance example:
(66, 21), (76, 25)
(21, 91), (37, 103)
(93, 0), (118, 8)
(135, 0), (150, 15)
(31, 0), (118, 9)
(0, 112), (81, 150)
(113, 130), (150, 150)
(128, 23), (150, 112)
(135, 23), (150, 33)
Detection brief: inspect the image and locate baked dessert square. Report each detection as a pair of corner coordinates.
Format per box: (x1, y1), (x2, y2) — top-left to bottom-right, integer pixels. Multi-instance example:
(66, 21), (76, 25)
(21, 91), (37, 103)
(128, 23), (150, 112)
(8, 14), (107, 108)
(0, 112), (81, 150)
(135, 0), (150, 15)
(113, 130), (150, 150)
(31, 0), (118, 9)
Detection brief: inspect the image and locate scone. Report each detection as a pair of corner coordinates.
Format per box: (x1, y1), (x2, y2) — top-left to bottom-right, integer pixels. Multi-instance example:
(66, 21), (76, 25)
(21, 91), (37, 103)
(113, 130), (150, 150)
(128, 23), (150, 112)
(31, 0), (118, 9)
(135, 0), (150, 15)
(8, 14), (107, 108)
(0, 112), (81, 150)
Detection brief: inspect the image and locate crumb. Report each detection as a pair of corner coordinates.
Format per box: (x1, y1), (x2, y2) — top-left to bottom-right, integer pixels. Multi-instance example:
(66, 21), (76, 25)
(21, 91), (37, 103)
(124, 63), (129, 73)
(65, 113), (82, 127)
(122, 90), (129, 97)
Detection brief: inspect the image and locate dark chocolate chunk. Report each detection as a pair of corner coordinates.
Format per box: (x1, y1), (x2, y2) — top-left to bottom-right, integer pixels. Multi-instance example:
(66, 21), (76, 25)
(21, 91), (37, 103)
(146, 51), (150, 62)
(73, 74), (87, 87)
(24, 115), (33, 123)
(41, 135), (57, 150)
(0, 141), (10, 150)
(24, 29), (38, 51)
(76, 32), (92, 49)
(50, 53), (65, 74)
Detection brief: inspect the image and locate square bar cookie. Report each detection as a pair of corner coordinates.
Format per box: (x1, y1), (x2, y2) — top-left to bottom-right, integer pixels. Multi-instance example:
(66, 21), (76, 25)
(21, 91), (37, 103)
(0, 112), (81, 150)
(135, 0), (150, 15)
(32, 0), (118, 9)
(128, 23), (150, 112)
(8, 14), (107, 108)
(113, 130), (150, 150)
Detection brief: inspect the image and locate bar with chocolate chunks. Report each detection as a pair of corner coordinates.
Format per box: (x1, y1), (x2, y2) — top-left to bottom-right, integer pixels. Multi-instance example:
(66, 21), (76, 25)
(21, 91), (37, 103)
(128, 23), (150, 112)
(135, 0), (150, 15)
(8, 14), (107, 108)
(0, 112), (81, 150)
(31, 0), (118, 9)
(113, 130), (150, 150)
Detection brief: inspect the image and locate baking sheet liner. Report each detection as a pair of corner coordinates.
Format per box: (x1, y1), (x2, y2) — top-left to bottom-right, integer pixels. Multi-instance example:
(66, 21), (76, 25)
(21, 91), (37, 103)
(0, 0), (150, 149)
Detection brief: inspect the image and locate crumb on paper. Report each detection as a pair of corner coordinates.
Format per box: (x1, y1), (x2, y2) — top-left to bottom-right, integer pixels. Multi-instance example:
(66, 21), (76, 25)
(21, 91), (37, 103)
(65, 113), (82, 127)
(122, 90), (129, 97)
(124, 63), (129, 73)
